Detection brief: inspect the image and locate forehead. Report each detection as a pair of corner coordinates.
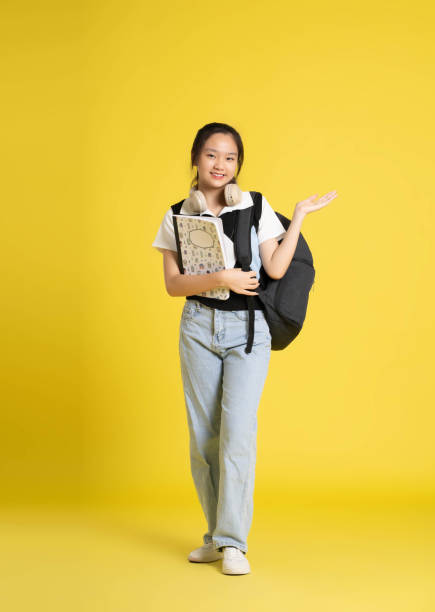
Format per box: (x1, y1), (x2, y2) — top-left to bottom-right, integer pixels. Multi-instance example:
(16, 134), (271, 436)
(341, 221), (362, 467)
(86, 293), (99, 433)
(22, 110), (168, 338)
(203, 133), (238, 155)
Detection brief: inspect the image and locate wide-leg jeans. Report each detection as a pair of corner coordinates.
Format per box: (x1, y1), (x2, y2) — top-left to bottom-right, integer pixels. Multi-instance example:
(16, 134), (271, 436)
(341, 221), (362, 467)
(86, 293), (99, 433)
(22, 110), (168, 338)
(179, 299), (272, 554)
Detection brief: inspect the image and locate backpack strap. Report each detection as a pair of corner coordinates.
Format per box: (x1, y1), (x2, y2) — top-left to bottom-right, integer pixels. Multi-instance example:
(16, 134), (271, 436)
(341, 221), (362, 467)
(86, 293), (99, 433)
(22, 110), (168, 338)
(171, 200), (185, 215)
(234, 192), (263, 354)
(249, 191), (262, 234)
(171, 199), (189, 273)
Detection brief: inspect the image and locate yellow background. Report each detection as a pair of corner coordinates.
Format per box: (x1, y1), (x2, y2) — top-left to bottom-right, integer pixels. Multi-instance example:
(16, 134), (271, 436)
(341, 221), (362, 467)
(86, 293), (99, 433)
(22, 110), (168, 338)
(1, 1), (435, 610)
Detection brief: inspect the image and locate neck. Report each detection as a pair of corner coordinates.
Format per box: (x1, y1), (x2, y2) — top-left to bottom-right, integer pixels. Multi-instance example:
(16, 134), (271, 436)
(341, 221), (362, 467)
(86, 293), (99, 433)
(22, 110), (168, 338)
(196, 182), (227, 209)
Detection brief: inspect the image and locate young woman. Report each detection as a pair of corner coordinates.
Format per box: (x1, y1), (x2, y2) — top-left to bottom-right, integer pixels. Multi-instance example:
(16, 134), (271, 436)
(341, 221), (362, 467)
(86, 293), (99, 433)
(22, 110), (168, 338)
(152, 122), (336, 575)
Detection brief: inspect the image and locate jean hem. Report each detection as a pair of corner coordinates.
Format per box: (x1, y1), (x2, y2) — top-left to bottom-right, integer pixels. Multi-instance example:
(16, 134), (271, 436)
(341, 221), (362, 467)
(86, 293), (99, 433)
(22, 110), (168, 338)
(211, 537), (248, 554)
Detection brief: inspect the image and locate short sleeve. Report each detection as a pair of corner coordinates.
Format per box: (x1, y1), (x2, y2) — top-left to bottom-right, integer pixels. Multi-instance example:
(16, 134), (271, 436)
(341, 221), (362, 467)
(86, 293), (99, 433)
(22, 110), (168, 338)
(151, 208), (177, 254)
(257, 195), (287, 244)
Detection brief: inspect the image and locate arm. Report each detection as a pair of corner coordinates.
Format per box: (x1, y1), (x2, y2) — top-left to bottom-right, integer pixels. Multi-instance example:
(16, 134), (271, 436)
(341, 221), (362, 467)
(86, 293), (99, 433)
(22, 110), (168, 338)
(161, 249), (226, 297)
(259, 210), (305, 280)
(259, 190), (338, 280)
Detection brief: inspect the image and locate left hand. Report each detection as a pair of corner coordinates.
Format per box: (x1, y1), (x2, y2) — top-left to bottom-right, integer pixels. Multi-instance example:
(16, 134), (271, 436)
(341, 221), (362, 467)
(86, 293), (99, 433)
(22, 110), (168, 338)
(293, 190), (338, 217)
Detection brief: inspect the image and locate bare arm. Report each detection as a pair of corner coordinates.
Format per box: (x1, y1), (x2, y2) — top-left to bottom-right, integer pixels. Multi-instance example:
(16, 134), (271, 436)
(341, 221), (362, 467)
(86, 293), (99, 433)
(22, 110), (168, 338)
(161, 249), (226, 297)
(260, 190), (338, 279)
(159, 249), (260, 297)
(259, 211), (305, 280)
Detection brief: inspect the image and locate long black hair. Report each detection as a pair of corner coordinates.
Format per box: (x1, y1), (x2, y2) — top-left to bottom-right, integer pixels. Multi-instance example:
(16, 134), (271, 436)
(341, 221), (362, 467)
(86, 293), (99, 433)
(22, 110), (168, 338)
(190, 122), (244, 189)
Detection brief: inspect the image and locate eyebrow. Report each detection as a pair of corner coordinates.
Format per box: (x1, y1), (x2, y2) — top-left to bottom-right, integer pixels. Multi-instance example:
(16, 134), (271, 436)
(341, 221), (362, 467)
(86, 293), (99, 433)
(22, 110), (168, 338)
(204, 148), (237, 156)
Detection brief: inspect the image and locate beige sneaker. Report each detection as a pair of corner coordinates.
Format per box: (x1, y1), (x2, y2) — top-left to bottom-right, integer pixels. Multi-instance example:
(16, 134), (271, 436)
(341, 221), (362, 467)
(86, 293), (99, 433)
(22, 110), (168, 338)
(188, 542), (223, 563)
(221, 546), (251, 575)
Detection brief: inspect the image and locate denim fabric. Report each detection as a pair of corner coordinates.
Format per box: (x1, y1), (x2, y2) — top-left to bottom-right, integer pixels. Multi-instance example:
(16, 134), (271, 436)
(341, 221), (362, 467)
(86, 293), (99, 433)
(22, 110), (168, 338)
(179, 299), (272, 553)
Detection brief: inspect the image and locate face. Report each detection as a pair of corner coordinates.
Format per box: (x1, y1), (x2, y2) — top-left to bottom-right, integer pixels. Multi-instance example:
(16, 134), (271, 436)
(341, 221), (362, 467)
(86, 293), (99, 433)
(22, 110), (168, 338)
(195, 133), (239, 190)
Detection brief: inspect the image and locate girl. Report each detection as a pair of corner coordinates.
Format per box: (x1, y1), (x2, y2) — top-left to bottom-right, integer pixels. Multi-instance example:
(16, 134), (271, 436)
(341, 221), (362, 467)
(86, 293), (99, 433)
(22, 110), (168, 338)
(152, 122), (336, 575)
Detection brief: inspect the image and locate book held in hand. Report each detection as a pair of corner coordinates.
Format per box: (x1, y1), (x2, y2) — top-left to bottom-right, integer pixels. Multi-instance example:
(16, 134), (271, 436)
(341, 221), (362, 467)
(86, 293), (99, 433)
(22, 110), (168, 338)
(172, 214), (230, 300)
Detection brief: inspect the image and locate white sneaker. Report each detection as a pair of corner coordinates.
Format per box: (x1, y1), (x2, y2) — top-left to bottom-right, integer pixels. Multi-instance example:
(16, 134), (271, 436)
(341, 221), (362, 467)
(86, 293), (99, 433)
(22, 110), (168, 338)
(222, 546), (251, 575)
(188, 542), (223, 563)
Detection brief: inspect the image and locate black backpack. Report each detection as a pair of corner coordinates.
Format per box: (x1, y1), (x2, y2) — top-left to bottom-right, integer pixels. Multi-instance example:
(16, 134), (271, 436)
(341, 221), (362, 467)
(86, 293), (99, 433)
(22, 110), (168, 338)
(234, 191), (316, 353)
(171, 191), (315, 353)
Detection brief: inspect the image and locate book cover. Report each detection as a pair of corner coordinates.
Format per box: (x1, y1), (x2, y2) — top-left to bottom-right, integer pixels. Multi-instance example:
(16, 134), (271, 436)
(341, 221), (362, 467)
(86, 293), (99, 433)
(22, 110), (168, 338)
(173, 214), (230, 300)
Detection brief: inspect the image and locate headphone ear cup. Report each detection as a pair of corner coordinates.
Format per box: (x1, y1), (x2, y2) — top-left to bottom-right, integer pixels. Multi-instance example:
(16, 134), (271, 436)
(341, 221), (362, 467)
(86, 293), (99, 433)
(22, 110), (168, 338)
(183, 188), (207, 214)
(224, 183), (243, 206)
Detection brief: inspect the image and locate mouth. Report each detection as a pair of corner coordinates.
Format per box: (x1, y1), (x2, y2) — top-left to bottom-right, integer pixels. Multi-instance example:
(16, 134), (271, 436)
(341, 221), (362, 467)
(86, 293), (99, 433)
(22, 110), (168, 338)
(210, 172), (225, 179)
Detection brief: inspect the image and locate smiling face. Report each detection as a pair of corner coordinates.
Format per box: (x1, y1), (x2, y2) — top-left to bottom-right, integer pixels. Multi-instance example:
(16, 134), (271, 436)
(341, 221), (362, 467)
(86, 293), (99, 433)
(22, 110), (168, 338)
(195, 132), (239, 192)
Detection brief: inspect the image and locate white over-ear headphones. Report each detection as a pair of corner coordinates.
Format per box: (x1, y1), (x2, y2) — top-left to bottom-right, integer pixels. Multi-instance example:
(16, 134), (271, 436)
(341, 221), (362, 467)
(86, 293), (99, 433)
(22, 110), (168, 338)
(182, 182), (243, 214)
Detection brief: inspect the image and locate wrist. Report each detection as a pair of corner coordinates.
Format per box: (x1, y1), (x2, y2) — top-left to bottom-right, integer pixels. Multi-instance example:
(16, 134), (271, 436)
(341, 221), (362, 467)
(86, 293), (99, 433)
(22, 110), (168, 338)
(292, 209), (306, 224)
(215, 269), (227, 287)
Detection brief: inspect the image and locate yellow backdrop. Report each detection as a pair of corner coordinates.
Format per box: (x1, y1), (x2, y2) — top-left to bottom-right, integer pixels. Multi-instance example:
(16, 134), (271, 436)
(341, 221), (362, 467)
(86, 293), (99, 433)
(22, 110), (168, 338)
(2, 0), (434, 507)
(2, 1), (435, 609)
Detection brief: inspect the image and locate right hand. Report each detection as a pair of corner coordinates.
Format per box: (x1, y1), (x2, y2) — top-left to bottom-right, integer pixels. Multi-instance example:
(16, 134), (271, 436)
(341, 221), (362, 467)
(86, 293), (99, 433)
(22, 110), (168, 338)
(220, 268), (260, 295)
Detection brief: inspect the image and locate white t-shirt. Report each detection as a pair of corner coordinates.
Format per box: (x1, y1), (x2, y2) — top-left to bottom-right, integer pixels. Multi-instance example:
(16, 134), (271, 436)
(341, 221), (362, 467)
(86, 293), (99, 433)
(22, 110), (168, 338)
(151, 191), (286, 278)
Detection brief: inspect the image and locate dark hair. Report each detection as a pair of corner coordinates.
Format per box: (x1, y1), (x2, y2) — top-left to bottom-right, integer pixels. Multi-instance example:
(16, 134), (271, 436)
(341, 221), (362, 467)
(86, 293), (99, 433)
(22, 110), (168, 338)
(190, 122), (244, 189)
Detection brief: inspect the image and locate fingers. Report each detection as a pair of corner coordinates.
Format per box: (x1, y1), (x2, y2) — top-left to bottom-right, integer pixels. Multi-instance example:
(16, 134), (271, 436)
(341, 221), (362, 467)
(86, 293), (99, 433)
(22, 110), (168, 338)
(302, 189), (338, 211)
(307, 190), (337, 203)
(231, 268), (260, 294)
(319, 190), (338, 202)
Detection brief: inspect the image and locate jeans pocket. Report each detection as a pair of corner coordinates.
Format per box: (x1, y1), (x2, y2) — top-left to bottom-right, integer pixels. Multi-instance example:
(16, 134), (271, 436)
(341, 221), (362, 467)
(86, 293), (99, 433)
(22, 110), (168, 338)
(182, 301), (200, 321)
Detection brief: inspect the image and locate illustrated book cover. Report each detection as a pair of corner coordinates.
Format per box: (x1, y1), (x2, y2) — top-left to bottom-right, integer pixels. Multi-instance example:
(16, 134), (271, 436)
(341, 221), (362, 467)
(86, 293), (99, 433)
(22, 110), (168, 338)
(172, 214), (230, 300)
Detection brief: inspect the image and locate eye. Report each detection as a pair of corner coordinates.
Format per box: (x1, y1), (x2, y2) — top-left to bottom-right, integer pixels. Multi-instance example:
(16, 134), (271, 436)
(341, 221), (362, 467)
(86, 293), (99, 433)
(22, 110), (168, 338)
(207, 154), (236, 161)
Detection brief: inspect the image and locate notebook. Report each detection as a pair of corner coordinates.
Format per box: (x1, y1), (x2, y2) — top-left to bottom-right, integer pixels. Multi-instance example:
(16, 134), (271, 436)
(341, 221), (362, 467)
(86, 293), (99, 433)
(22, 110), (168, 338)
(172, 214), (230, 300)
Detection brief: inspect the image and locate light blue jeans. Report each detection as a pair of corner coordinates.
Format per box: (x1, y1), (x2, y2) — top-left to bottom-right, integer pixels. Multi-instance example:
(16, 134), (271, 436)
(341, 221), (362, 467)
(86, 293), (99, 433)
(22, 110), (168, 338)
(179, 299), (272, 554)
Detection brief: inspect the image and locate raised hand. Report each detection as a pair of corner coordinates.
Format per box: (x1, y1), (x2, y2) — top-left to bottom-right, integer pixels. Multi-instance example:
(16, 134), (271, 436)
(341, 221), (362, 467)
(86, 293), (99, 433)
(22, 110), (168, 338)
(294, 190), (338, 217)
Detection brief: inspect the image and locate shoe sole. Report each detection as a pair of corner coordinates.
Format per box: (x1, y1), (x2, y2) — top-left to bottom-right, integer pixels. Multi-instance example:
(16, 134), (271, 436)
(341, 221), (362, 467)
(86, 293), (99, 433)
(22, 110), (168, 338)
(222, 567), (250, 575)
(188, 553), (223, 563)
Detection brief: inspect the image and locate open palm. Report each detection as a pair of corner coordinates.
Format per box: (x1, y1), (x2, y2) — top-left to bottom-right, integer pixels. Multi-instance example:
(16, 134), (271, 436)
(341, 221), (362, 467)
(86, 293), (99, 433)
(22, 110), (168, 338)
(294, 190), (338, 216)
